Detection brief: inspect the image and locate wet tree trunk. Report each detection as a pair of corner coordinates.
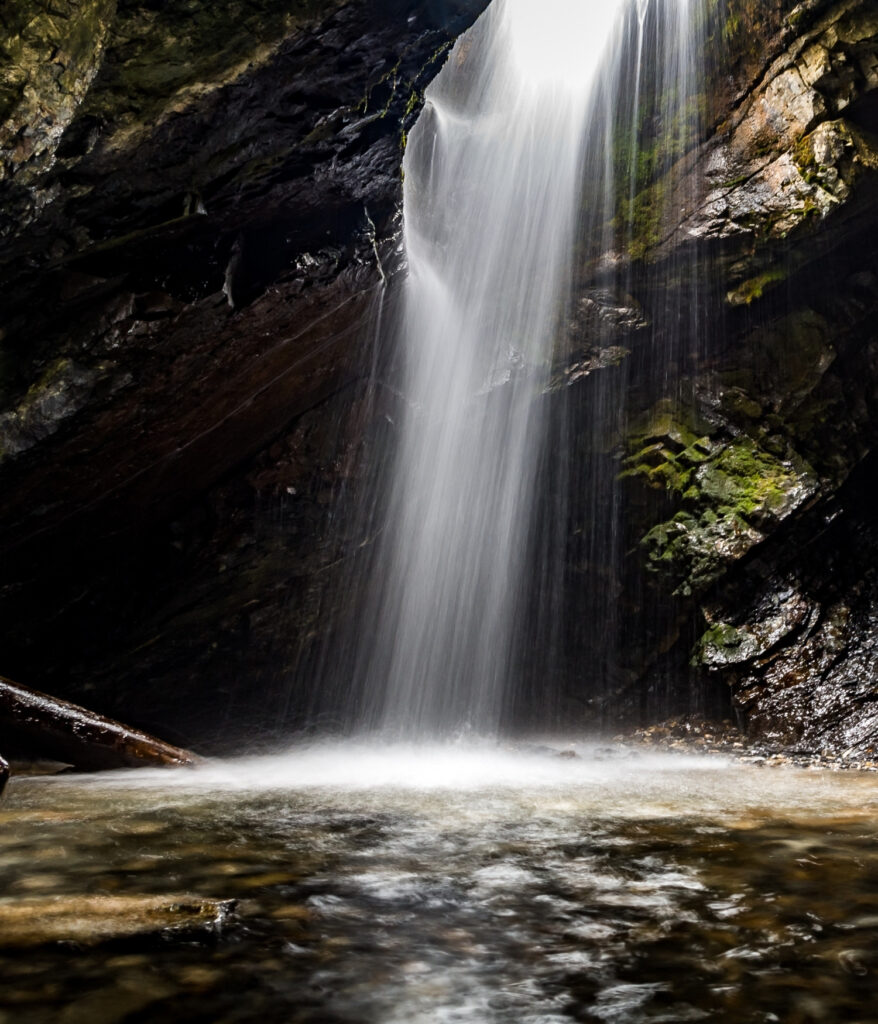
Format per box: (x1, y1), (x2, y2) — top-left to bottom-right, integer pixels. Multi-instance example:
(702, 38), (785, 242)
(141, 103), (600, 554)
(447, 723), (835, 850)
(0, 676), (200, 771)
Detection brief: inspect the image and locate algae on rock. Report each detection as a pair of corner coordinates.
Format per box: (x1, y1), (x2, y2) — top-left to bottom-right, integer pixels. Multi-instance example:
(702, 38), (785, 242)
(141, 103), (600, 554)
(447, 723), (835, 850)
(625, 405), (819, 596)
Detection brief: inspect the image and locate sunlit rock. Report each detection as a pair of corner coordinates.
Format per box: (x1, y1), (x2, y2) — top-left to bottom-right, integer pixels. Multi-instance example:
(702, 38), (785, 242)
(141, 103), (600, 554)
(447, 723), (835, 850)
(0, 894), (235, 949)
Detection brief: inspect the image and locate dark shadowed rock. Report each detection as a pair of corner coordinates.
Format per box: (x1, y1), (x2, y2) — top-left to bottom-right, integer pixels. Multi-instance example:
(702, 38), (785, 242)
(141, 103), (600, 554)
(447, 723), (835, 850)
(0, 0), (489, 745)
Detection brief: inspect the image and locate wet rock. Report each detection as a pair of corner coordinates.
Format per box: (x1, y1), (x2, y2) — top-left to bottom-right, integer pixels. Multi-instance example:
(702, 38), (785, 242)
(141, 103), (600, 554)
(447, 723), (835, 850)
(622, 714), (878, 770)
(697, 588), (816, 668)
(0, 753), (8, 796)
(610, 168), (878, 738)
(570, 289), (650, 335)
(545, 289), (645, 392)
(0, 0), (490, 742)
(624, 409), (819, 596)
(0, 358), (104, 459)
(0, 895), (235, 949)
(689, 448), (878, 755)
(547, 345), (630, 393)
(728, 591), (878, 754)
(648, 0), (878, 263)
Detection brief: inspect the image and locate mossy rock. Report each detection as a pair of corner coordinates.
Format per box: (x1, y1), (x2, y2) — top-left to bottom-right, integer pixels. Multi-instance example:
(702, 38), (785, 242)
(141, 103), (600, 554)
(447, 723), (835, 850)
(621, 400), (718, 494)
(626, 406), (819, 595)
(726, 266), (788, 306)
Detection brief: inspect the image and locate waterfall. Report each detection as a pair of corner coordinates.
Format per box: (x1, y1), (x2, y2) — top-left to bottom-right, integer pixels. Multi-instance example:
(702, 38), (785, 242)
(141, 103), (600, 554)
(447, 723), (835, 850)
(312, 0), (705, 738)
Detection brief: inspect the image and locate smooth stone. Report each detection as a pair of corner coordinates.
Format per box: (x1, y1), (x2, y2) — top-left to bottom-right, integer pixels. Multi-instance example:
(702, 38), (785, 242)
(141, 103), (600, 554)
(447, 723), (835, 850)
(0, 894), (235, 949)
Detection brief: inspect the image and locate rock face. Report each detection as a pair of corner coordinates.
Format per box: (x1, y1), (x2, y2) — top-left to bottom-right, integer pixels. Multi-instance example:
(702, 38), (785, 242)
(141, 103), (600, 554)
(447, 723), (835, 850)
(586, 0), (878, 752)
(0, 0), (490, 745)
(0, 0), (876, 755)
(675, 0), (878, 259)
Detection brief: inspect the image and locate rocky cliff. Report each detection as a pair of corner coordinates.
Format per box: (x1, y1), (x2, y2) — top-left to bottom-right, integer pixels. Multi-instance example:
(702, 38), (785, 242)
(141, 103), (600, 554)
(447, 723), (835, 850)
(0, 0), (490, 745)
(585, 0), (878, 755)
(0, 0), (876, 754)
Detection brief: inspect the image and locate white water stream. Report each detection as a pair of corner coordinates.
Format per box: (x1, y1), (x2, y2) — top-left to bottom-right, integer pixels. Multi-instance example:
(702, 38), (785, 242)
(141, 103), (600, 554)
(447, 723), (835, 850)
(353, 0), (631, 735)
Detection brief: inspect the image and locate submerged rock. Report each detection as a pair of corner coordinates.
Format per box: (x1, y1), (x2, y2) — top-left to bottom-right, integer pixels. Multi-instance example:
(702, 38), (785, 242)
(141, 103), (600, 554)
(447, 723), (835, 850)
(0, 895), (235, 949)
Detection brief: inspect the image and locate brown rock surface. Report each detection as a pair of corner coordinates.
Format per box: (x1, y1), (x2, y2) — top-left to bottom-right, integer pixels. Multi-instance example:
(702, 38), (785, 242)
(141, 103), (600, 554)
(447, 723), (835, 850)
(0, 894), (235, 948)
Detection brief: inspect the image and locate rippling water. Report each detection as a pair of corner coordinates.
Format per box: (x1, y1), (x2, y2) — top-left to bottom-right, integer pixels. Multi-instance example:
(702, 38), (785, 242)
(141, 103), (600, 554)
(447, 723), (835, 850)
(3, 743), (878, 1023)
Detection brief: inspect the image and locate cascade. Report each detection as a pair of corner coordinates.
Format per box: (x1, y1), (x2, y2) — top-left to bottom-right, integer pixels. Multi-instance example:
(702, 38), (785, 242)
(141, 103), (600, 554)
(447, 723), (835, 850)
(322, 0), (703, 738)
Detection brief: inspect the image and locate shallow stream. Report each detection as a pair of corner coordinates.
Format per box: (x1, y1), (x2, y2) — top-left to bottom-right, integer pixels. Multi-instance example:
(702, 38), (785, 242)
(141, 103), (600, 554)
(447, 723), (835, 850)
(3, 743), (878, 1023)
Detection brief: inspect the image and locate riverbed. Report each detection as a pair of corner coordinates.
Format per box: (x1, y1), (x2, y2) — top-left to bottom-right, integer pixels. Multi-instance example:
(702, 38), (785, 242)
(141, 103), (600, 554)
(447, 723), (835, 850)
(2, 741), (878, 1022)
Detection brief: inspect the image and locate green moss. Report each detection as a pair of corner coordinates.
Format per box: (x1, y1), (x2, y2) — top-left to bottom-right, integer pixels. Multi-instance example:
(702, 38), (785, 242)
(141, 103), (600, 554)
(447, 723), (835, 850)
(597, 20), (714, 263)
(621, 403), (717, 494)
(723, 11), (742, 41)
(713, 0), (777, 68)
(726, 267), (788, 306)
(82, 0), (345, 130)
(697, 442), (799, 520)
(615, 179), (668, 261)
(404, 90), (421, 119)
(793, 134), (818, 177)
(701, 621), (744, 650)
(627, 406), (818, 595)
(693, 621), (751, 666)
(785, 6), (806, 30)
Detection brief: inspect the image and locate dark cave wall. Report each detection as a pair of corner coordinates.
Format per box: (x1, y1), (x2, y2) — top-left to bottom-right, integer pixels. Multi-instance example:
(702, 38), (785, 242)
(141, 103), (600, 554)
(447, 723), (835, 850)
(0, 0), (490, 745)
(0, 0), (876, 754)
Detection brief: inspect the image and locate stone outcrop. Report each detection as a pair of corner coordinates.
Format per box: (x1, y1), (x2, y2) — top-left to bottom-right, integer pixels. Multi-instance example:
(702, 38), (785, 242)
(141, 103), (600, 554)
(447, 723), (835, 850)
(592, 0), (878, 752)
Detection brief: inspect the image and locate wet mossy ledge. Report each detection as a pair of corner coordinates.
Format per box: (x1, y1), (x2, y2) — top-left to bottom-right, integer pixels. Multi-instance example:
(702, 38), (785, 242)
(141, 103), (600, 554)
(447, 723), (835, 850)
(0, 0), (876, 757)
(561, 0), (878, 757)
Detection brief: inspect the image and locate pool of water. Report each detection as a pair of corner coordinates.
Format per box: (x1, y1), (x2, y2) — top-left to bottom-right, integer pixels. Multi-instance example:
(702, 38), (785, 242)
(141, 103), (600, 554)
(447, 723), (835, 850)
(2, 741), (878, 1023)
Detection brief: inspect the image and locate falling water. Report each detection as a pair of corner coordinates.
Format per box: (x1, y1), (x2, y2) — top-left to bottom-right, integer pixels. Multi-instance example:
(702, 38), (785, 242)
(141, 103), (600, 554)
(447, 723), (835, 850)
(346, 0), (629, 736)
(313, 0), (707, 738)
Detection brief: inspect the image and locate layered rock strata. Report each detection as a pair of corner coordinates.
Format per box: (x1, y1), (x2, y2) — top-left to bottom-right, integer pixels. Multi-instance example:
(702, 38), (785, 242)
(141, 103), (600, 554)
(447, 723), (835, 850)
(0, 0), (489, 743)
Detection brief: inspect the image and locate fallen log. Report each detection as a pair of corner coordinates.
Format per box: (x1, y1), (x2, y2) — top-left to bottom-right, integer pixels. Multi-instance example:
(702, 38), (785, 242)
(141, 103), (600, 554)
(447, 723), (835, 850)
(0, 753), (8, 795)
(0, 675), (200, 771)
